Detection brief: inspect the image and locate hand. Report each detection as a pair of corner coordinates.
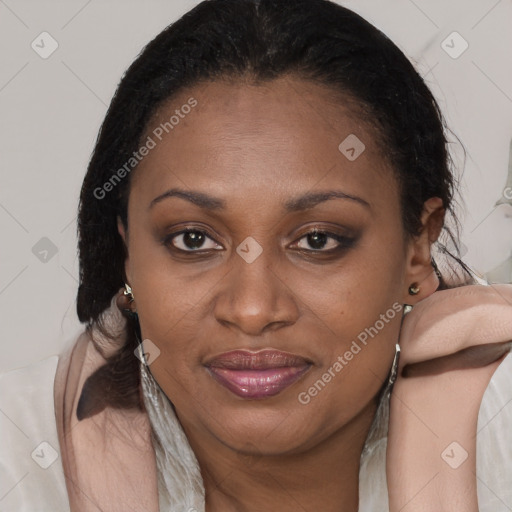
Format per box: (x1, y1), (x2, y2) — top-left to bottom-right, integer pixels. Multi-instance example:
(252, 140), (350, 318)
(387, 284), (512, 512)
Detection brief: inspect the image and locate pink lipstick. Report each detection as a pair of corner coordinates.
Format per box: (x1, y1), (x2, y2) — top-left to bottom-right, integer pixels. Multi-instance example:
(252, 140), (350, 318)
(204, 349), (312, 399)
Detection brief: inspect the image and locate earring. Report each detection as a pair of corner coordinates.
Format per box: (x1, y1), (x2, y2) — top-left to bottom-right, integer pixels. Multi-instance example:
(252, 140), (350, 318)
(123, 285), (142, 350)
(124, 283), (134, 302)
(117, 283), (138, 320)
(408, 283), (420, 295)
(386, 343), (401, 397)
(386, 304), (412, 398)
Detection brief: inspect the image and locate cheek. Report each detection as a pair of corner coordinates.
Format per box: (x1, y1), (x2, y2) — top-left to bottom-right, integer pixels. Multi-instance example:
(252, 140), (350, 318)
(290, 223), (405, 324)
(127, 219), (215, 319)
(123, 228), (206, 377)
(289, 230), (405, 413)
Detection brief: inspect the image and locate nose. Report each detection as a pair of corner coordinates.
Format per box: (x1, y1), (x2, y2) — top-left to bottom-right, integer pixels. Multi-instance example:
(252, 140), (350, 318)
(213, 251), (300, 337)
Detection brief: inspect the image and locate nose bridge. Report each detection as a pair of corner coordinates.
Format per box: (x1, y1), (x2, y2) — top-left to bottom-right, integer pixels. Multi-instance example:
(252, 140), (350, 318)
(214, 242), (298, 334)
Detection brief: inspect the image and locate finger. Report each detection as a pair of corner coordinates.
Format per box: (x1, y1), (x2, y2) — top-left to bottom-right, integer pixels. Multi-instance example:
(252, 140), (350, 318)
(401, 340), (512, 378)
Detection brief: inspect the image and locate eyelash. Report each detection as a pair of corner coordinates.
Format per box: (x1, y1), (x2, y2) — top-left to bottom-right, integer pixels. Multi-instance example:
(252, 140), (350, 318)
(162, 227), (356, 255)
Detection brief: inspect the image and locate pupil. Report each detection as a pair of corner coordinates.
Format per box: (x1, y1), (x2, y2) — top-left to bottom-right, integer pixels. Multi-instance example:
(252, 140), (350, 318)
(184, 231), (204, 249)
(308, 232), (327, 250)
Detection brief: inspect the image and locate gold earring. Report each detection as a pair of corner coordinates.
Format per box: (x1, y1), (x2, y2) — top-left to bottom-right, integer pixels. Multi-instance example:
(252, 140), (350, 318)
(124, 283), (134, 302)
(408, 283), (420, 296)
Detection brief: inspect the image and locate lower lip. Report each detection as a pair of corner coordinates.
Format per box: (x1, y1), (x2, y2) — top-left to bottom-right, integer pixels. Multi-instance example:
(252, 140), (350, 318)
(206, 365), (311, 399)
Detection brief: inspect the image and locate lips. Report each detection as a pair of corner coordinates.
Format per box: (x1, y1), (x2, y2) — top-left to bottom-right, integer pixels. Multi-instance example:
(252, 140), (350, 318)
(204, 350), (312, 399)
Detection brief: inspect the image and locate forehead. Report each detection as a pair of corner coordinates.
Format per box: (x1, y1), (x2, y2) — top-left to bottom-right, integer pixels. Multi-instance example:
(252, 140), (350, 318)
(132, 76), (397, 212)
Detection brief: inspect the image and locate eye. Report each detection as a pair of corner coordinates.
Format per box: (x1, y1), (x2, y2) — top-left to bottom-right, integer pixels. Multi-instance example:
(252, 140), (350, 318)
(163, 227), (356, 255)
(164, 228), (223, 252)
(293, 229), (356, 252)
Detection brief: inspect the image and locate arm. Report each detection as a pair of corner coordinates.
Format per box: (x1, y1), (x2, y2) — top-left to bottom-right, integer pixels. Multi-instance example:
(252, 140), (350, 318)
(387, 284), (512, 512)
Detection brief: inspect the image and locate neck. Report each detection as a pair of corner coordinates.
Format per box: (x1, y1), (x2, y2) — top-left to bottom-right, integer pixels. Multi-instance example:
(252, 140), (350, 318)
(179, 399), (377, 512)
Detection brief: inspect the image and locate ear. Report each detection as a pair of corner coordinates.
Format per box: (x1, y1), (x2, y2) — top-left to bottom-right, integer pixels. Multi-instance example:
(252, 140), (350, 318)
(403, 197), (445, 304)
(117, 216), (132, 287)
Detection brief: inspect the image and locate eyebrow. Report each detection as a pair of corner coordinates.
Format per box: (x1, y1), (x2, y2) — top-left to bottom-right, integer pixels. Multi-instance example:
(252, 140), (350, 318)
(150, 188), (225, 210)
(149, 187), (370, 211)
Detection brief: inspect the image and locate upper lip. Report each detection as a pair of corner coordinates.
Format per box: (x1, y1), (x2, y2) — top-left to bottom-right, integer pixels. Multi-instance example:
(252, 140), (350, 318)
(204, 349), (312, 370)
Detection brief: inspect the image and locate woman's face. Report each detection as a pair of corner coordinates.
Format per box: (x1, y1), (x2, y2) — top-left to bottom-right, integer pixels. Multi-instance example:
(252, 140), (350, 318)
(120, 77), (425, 455)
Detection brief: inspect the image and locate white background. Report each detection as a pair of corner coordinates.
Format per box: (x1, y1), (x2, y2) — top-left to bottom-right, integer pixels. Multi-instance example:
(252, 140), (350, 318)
(1, 0), (511, 373)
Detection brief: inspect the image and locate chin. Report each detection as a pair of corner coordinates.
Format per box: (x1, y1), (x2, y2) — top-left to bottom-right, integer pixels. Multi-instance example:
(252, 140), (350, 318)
(198, 394), (333, 455)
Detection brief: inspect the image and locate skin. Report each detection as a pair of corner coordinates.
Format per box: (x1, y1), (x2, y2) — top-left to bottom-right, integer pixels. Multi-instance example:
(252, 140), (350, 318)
(118, 76), (443, 512)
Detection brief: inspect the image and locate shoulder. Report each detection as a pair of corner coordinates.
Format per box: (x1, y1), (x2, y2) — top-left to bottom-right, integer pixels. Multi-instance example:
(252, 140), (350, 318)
(477, 351), (512, 511)
(0, 356), (70, 511)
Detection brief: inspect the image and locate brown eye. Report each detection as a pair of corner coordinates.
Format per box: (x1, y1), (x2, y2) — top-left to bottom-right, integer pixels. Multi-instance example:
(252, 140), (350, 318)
(294, 229), (356, 252)
(165, 229), (223, 252)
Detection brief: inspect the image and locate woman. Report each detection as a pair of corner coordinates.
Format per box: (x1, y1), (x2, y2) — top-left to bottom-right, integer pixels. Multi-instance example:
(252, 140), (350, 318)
(1, 0), (511, 510)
